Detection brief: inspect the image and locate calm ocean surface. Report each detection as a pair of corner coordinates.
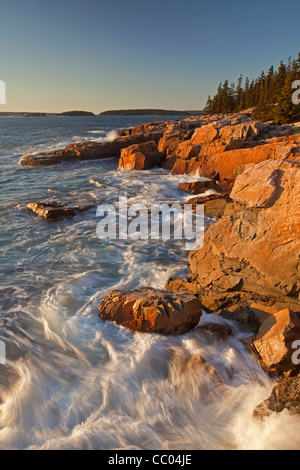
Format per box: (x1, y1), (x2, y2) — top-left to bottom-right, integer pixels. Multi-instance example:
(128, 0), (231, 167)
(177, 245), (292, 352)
(0, 115), (299, 450)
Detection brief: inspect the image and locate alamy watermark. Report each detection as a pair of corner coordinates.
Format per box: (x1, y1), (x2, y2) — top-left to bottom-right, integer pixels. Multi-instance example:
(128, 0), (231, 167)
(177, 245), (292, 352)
(0, 341), (6, 365)
(0, 80), (6, 104)
(292, 80), (300, 105)
(292, 340), (300, 365)
(96, 197), (205, 250)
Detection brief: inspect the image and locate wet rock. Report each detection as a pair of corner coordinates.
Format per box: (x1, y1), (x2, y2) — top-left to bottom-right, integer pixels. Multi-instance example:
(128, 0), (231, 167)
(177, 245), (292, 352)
(98, 287), (202, 335)
(167, 349), (223, 399)
(118, 128), (132, 137)
(253, 376), (300, 419)
(195, 323), (232, 342)
(20, 131), (164, 166)
(178, 180), (227, 195)
(27, 202), (94, 220)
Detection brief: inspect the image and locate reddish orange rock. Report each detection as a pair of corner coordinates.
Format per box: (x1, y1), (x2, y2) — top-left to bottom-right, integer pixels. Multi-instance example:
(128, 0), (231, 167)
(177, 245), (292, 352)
(98, 288), (202, 335)
(20, 131), (164, 166)
(187, 194), (231, 218)
(118, 141), (162, 170)
(27, 201), (94, 220)
(188, 159), (300, 313)
(191, 123), (219, 144)
(254, 309), (300, 373)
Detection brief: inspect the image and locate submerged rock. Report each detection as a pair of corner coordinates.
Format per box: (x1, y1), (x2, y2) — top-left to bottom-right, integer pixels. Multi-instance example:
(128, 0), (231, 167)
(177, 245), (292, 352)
(167, 349), (224, 400)
(98, 288), (202, 335)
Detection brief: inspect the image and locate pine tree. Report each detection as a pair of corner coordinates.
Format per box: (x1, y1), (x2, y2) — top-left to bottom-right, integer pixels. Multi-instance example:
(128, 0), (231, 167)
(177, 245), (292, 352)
(274, 60), (300, 124)
(204, 52), (300, 123)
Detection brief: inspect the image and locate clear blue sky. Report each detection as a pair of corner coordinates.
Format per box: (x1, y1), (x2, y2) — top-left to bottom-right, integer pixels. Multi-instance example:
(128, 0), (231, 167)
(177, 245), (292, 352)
(0, 0), (299, 113)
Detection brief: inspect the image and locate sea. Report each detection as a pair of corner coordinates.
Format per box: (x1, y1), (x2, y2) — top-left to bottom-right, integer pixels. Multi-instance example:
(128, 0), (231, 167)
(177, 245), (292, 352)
(0, 115), (299, 450)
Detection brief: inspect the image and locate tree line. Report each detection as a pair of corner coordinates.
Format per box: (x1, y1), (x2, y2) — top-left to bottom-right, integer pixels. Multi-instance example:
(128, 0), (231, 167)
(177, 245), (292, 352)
(204, 53), (300, 124)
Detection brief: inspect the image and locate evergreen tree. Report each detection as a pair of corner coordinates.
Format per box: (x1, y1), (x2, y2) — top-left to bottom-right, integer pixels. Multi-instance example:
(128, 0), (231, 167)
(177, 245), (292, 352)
(204, 52), (300, 123)
(274, 60), (300, 124)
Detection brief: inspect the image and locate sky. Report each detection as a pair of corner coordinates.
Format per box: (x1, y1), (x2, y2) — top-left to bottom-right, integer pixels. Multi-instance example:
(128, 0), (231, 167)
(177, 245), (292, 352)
(0, 0), (300, 113)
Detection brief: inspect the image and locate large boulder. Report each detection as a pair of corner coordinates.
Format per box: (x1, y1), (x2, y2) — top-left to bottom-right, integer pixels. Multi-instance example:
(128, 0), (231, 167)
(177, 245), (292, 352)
(27, 201), (94, 220)
(118, 141), (162, 171)
(98, 288), (202, 335)
(187, 159), (300, 313)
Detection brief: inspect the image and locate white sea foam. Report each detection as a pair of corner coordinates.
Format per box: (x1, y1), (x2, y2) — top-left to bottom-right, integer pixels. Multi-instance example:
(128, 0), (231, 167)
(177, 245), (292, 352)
(106, 130), (120, 141)
(1, 117), (299, 450)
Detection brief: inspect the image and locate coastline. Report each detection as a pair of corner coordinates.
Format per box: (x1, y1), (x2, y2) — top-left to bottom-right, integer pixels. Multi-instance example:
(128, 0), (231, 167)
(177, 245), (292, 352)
(21, 108), (300, 420)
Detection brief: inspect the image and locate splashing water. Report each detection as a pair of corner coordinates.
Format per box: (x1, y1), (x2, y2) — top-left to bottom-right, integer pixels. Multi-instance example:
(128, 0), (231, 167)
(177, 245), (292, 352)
(0, 116), (299, 450)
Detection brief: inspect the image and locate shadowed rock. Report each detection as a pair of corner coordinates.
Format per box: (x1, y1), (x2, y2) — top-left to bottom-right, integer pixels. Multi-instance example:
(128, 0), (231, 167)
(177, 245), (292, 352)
(253, 376), (300, 419)
(195, 323), (232, 342)
(178, 180), (227, 195)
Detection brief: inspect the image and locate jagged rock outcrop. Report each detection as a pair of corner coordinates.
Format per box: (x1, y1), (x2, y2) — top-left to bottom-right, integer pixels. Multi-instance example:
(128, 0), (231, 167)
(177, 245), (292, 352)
(166, 159), (300, 316)
(156, 113), (300, 189)
(20, 131), (164, 166)
(118, 141), (162, 170)
(98, 288), (202, 335)
(188, 159), (300, 312)
(253, 376), (300, 419)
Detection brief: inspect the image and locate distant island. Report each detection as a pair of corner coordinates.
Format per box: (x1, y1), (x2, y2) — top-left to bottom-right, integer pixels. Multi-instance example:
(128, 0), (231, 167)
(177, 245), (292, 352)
(59, 111), (95, 116)
(99, 109), (203, 116)
(0, 109), (203, 118)
(0, 112), (50, 117)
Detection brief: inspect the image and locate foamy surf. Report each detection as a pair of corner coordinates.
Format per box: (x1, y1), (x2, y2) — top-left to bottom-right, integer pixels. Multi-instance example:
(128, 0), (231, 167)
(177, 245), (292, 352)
(1, 115), (299, 450)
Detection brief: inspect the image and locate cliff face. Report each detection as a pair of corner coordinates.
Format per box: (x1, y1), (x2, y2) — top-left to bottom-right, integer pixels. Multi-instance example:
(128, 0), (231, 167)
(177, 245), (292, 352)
(188, 159), (300, 313)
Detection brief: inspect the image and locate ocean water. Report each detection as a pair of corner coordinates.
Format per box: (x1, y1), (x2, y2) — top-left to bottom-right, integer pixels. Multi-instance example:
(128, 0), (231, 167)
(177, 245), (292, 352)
(0, 115), (299, 450)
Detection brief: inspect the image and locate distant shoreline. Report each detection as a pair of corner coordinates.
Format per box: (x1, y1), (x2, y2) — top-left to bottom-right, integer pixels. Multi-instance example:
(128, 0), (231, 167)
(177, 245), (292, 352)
(99, 109), (203, 116)
(0, 109), (203, 118)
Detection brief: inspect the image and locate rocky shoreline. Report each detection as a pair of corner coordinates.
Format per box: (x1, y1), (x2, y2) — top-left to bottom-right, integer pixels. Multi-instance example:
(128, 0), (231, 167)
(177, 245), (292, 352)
(21, 108), (300, 420)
